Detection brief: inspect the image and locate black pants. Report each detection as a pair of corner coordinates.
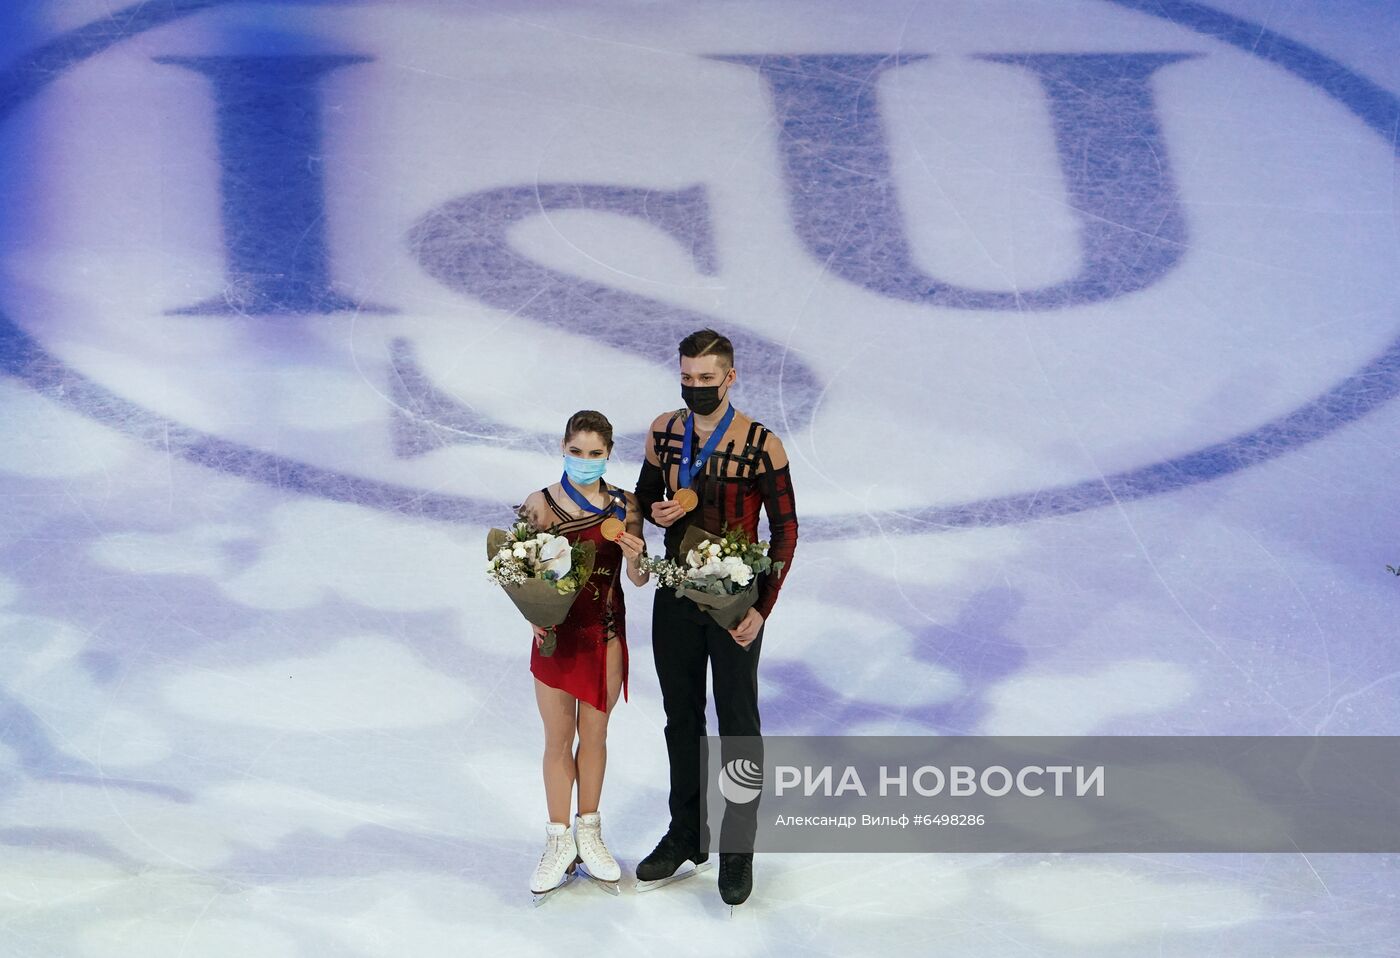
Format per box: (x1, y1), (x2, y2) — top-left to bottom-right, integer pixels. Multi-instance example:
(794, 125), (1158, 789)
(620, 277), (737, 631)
(652, 585), (765, 855)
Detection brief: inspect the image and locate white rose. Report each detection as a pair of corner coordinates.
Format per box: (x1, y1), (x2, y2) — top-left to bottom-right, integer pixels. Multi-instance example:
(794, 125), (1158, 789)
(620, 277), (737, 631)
(700, 558), (727, 579)
(536, 533), (552, 542)
(538, 535), (573, 578)
(725, 558), (753, 587)
(512, 544), (529, 559)
(708, 543), (722, 557)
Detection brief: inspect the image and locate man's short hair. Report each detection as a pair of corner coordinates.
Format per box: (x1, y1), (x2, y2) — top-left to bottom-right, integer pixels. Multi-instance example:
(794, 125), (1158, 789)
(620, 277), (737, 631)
(678, 328), (734, 369)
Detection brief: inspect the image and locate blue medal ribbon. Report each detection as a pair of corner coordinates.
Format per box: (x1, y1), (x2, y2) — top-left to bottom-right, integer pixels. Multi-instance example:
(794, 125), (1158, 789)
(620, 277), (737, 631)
(560, 473), (627, 519)
(678, 403), (736, 490)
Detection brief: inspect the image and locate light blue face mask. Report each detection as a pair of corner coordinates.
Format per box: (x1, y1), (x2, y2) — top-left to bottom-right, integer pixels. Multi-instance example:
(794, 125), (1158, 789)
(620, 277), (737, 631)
(563, 454), (607, 485)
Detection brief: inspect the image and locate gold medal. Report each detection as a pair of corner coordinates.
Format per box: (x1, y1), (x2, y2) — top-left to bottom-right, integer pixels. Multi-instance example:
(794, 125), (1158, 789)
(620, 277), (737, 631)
(674, 488), (699, 512)
(600, 517), (625, 542)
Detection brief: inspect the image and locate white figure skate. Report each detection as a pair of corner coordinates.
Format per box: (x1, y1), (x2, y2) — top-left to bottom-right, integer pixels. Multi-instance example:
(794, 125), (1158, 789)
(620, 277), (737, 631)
(530, 821), (579, 906)
(573, 811), (621, 895)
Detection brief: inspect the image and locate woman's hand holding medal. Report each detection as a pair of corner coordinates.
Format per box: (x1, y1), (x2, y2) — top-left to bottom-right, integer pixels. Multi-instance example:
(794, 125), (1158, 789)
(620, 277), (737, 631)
(614, 531), (647, 561)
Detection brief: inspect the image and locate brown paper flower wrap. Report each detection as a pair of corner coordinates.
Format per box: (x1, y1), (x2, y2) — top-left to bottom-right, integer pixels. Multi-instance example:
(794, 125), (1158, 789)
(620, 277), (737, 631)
(642, 525), (778, 632)
(679, 577), (758, 631)
(486, 527), (596, 657)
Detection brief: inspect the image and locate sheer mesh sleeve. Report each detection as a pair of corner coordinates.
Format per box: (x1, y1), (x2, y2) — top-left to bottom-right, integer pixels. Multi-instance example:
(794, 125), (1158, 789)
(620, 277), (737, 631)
(514, 490), (555, 533)
(634, 412), (670, 528)
(623, 490), (645, 543)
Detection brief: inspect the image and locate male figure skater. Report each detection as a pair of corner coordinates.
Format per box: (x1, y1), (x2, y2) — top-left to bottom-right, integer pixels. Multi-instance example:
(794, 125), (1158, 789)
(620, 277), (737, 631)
(634, 329), (799, 906)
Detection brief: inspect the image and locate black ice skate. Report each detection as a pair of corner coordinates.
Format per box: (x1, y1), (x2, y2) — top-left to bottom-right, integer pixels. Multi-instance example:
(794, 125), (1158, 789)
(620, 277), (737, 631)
(718, 852), (753, 911)
(634, 829), (711, 892)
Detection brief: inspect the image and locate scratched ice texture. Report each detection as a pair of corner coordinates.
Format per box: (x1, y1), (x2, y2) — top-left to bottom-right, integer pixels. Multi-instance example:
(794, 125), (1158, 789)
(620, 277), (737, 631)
(1, 0), (1398, 954)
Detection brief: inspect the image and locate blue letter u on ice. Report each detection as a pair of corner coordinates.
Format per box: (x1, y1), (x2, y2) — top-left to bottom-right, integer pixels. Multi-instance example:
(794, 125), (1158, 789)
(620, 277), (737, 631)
(714, 53), (1198, 310)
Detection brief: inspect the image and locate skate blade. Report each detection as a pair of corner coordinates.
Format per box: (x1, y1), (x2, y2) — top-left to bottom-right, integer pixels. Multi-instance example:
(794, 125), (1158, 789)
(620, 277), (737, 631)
(530, 862), (578, 907)
(634, 859), (712, 893)
(575, 861), (621, 896)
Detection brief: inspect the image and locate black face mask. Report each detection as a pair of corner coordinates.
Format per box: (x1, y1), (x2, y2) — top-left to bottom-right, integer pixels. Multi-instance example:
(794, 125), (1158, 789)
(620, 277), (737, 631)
(681, 380), (728, 416)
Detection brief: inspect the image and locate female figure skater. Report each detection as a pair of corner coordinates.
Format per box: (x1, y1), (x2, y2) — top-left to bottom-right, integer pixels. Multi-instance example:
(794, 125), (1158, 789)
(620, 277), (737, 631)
(519, 410), (649, 899)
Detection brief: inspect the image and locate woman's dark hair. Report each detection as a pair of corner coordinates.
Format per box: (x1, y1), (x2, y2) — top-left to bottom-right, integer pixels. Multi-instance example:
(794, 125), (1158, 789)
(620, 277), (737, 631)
(564, 409), (614, 452)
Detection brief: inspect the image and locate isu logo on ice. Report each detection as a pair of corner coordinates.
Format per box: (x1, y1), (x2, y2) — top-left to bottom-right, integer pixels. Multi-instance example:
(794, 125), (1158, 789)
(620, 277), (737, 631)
(719, 759), (764, 804)
(3, 1), (1398, 533)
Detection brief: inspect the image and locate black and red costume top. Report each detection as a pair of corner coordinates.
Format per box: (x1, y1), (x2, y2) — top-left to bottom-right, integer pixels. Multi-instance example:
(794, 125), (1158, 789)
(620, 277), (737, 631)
(635, 407), (798, 620)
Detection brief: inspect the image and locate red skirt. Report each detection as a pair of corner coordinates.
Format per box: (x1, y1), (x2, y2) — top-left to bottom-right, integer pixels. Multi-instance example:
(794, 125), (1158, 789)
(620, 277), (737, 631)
(528, 492), (631, 713)
(529, 595), (630, 714)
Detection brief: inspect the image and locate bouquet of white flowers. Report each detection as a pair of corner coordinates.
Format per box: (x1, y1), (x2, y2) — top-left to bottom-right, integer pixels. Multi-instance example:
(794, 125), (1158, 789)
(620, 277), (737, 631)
(486, 512), (596, 656)
(642, 524), (782, 631)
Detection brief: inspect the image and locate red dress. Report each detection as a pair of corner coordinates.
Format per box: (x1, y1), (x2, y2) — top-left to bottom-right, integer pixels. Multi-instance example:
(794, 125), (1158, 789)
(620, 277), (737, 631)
(528, 484), (630, 713)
